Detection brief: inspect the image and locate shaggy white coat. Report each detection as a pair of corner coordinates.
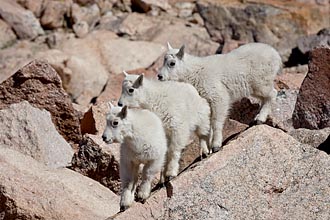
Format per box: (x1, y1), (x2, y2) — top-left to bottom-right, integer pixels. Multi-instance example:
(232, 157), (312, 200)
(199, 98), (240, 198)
(158, 42), (282, 151)
(118, 74), (211, 179)
(102, 105), (167, 211)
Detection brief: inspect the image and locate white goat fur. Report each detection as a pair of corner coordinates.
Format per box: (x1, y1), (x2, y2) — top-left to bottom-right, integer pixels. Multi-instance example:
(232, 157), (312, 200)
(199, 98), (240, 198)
(102, 105), (167, 210)
(158, 42), (282, 151)
(118, 74), (211, 179)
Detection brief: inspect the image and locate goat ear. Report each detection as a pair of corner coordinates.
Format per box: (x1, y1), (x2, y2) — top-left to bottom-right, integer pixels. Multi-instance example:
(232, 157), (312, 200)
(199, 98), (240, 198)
(167, 42), (173, 50)
(132, 74), (143, 88)
(123, 71), (128, 77)
(176, 45), (185, 60)
(119, 105), (128, 119)
(108, 102), (114, 109)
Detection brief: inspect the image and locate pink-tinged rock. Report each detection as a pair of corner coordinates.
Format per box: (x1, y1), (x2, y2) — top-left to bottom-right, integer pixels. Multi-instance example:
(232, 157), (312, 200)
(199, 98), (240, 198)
(0, 101), (73, 168)
(81, 106), (98, 135)
(0, 40), (48, 84)
(115, 13), (218, 56)
(150, 21), (218, 57)
(40, 0), (70, 29)
(96, 67), (160, 104)
(222, 119), (249, 142)
(196, 0), (329, 61)
(270, 89), (299, 131)
(102, 39), (166, 74)
(80, 102), (109, 135)
(275, 65), (308, 90)
(0, 147), (120, 219)
(0, 60), (82, 146)
(0, 19), (16, 49)
(288, 127), (330, 148)
(95, 0), (115, 14)
(220, 39), (249, 54)
(43, 30), (118, 106)
(73, 20), (89, 38)
(0, 0), (44, 39)
(35, 49), (72, 91)
(131, 0), (171, 12)
(230, 97), (260, 125)
(70, 134), (121, 194)
(292, 47), (330, 129)
(71, 3), (100, 28)
(17, 0), (45, 18)
(117, 13), (160, 38)
(180, 119), (248, 171)
(112, 125), (330, 220)
(45, 29), (76, 49)
(73, 0), (96, 6)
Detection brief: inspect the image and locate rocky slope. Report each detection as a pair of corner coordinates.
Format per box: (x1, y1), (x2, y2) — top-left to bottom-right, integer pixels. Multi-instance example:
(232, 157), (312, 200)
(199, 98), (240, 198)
(0, 0), (329, 219)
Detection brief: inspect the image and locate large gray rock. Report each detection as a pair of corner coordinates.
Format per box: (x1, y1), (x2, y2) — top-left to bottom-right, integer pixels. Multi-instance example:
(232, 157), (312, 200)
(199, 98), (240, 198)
(0, 19), (16, 49)
(0, 147), (120, 219)
(0, 0), (44, 39)
(113, 125), (330, 219)
(0, 101), (73, 168)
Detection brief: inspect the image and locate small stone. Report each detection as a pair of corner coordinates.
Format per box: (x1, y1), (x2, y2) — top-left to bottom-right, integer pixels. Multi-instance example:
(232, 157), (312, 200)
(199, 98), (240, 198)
(73, 21), (89, 38)
(40, 0), (70, 29)
(0, 19), (16, 49)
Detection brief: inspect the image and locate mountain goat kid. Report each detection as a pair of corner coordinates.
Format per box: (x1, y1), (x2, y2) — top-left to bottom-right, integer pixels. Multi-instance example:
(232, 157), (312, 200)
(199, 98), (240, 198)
(118, 72), (211, 181)
(158, 42), (282, 152)
(102, 104), (167, 211)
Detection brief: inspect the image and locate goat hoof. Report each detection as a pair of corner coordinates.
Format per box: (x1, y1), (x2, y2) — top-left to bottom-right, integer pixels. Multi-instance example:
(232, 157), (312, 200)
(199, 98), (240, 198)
(201, 153), (208, 159)
(165, 176), (175, 182)
(249, 120), (264, 127)
(212, 146), (222, 153)
(165, 181), (174, 198)
(136, 197), (146, 204)
(120, 205), (129, 212)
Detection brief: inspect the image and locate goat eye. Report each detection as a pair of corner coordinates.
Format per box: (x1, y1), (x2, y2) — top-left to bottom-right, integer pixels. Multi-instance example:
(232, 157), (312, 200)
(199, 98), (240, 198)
(112, 121), (118, 127)
(128, 88), (134, 93)
(169, 61), (175, 67)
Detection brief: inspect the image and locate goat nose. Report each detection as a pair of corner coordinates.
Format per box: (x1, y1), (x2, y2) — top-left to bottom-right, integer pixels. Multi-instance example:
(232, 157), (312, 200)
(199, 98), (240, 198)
(118, 102), (123, 107)
(102, 135), (106, 141)
(157, 74), (163, 80)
